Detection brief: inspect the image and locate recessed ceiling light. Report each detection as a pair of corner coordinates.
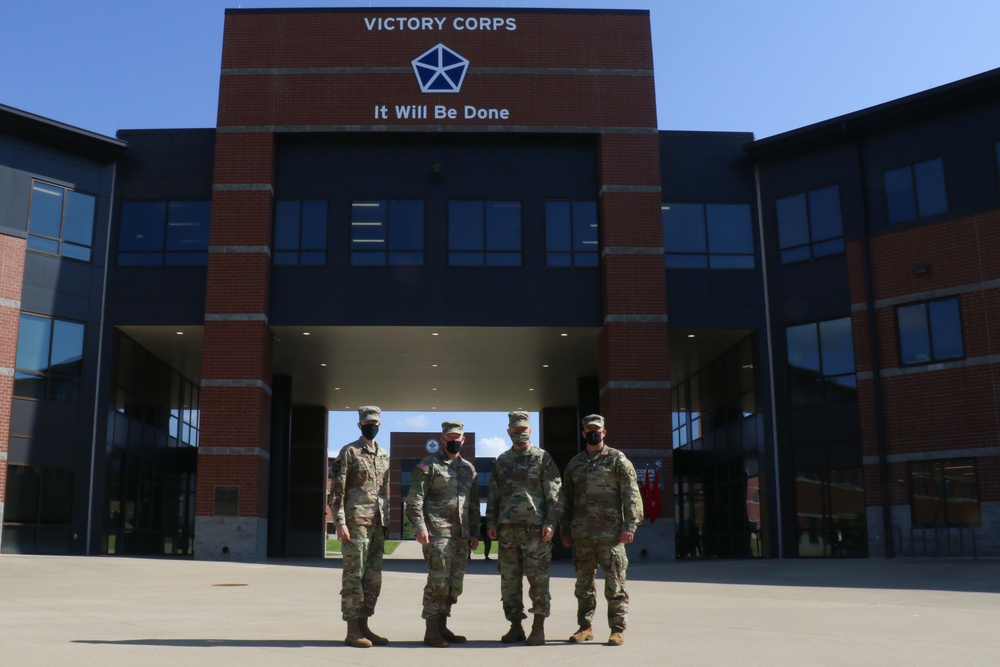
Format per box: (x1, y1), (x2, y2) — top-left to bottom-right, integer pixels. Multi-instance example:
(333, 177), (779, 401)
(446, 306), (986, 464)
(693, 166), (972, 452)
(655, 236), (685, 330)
(320, 363), (327, 367)
(432, 332), (440, 336)
(432, 388), (438, 391)
(542, 364), (549, 368)
(303, 332), (311, 336)
(528, 388), (535, 391)
(432, 364), (438, 368)
(560, 333), (568, 337)
(687, 334), (696, 338)
(334, 387), (340, 390)
(175, 331), (184, 335)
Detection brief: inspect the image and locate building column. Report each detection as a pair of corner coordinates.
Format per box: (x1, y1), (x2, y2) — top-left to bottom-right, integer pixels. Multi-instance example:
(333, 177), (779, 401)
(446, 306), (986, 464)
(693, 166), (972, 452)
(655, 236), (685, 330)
(193, 131), (276, 561)
(597, 133), (674, 558)
(0, 234), (27, 550)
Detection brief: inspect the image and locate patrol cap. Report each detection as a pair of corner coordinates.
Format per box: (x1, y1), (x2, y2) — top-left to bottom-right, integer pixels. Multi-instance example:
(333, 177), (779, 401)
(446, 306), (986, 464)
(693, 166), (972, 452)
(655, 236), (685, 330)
(358, 406), (381, 422)
(441, 420), (464, 435)
(508, 411), (531, 428)
(581, 414), (605, 429)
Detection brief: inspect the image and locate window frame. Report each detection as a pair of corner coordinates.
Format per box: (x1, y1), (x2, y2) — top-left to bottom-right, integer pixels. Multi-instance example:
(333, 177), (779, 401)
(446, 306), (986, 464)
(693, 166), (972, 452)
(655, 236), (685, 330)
(775, 184), (846, 264)
(544, 200), (600, 267)
(895, 296), (965, 367)
(349, 199), (424, 267)
(13, 313), (86, 404)
(273, 199), (329, 266)
(662, 201), (756, 270)
(907, 458), (981, 528)
(448, 199), (523, 267)
(884, 156), (949, 224)
(785, 317), (857, 408)
(118, 199), (212, 266)
(27, 180), (97, 262)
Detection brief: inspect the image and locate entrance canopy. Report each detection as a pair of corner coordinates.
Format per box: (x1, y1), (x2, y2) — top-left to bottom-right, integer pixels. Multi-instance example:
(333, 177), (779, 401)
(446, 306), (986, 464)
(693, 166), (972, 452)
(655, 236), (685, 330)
(119, 325), (601, 411)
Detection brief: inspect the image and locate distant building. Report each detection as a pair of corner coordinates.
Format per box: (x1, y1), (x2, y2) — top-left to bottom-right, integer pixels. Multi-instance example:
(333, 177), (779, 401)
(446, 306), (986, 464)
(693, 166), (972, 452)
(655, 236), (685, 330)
(1, 7), (998, 562)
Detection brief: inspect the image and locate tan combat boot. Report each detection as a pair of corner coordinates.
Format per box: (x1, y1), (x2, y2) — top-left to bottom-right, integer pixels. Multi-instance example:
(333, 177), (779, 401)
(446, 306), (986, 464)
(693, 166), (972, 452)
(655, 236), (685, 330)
(344, 619), (373, 648)
(501, 620), (526, 643)
(568, 624), (593, 643)
(608, 626), (625, 646)
(439, 614), (466, 643)
(423, 616), (449, 648)
(526, 614), (545, 646)
(358, 617), (388, 646)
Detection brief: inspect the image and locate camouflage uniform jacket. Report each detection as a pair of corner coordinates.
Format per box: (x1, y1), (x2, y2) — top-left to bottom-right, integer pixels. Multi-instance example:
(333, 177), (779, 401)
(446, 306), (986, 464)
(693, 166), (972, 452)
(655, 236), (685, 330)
(486, 444), (562, 531)
(330, 438), (390, 528)
(406, 451), (480, 539)
(559, 444), (643, 539)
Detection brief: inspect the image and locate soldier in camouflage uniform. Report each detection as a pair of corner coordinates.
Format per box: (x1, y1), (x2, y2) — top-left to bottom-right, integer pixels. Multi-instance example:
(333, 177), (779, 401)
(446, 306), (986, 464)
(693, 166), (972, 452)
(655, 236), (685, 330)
(329, 406), (391, 648)
(406, 420), (480, 648)
(486, 411), (562, 645)
(559, 414), (643, 647)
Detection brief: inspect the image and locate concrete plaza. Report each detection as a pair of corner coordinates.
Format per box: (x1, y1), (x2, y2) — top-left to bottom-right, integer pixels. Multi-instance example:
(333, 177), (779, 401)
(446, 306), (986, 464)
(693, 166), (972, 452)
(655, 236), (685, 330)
(1, 546), (998, 666)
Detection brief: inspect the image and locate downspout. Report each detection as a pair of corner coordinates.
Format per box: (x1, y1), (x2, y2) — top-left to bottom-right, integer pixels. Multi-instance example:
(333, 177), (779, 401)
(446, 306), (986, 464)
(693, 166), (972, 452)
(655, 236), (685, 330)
(849, 127), (894, 558)
(87, 160), (118, 556)
(753, 164), (783, 558)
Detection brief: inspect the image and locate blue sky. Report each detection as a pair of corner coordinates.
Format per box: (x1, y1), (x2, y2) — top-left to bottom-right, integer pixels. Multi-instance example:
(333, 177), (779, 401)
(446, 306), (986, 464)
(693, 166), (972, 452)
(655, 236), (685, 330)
(2, 1), (999, 140)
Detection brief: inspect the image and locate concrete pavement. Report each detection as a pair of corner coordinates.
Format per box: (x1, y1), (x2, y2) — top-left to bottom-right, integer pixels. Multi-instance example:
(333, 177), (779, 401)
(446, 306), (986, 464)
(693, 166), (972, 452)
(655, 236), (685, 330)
(1, 550), (998, 666)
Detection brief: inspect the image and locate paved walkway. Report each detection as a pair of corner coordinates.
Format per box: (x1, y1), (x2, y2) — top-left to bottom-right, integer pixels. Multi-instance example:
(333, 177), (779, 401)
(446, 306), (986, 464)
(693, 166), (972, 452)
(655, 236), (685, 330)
(1, 551), (998, 666)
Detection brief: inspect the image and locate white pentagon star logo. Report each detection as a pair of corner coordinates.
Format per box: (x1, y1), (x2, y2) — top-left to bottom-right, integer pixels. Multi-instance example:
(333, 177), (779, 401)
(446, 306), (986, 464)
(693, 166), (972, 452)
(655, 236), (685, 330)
(411, 43), (470, 93)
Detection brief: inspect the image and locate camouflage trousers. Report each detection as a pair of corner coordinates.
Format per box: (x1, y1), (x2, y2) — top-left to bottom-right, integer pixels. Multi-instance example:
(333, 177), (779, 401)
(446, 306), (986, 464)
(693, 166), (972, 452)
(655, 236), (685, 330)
(497, 524), (553, 620)
(572, 537), (629, 630)
(420, 536), (470, 619)
(340, 524), (385, 621)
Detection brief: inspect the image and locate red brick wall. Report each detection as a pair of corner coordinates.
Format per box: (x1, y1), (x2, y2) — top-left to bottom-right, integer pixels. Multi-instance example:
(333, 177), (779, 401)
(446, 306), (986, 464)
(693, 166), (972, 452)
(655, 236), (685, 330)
(0, 234), (26, 518)
(849, 209), (1000, 504)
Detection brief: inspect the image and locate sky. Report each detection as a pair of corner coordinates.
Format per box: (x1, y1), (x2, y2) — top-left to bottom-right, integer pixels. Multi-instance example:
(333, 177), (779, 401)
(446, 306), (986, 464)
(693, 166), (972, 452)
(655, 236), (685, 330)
(4, 1), (997, 454)
(2, 1), (999, 140)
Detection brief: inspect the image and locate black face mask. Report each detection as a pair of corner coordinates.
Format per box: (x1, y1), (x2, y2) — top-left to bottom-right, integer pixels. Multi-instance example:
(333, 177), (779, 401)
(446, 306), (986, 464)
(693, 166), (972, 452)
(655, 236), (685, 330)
(584, 431), (603, 446)
(361, 424), (379, 440)
(445, 439), (462, 454)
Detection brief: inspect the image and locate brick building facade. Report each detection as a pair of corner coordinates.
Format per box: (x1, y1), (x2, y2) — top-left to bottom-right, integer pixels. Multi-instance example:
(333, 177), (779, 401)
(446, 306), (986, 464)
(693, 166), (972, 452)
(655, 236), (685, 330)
(0, 7), (998, 561)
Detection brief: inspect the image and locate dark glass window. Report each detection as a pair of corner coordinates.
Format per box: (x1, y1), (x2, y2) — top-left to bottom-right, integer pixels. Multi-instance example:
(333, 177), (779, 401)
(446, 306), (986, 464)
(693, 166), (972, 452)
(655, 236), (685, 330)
(0, 465), (74, 555)
(449, 200), (522, 266)
(274, 199), (327, 266)
(119, 200), (211, 266)
(107, 333), (199, 556)
(794, 468), (867, 558)
(27, 181), (96, 262)
(545, 201), (599, 267)
(776, 185), (845, 264)
(14, 314), (85, 403)
(786, 317), (857, 407)
(884, 158), (948, 224)
(896, 297), (964, 366)
(908, 459), (980, 527)
(350, 199), (424, 266)
(663, 202), (754, 269)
